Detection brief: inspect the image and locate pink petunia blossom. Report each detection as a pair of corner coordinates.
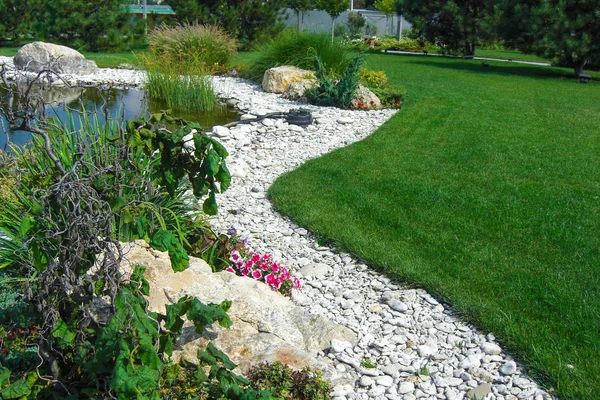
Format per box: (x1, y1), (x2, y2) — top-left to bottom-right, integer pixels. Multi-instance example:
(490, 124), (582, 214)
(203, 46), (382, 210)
(252, 270), (262, 280)
(225, 267), (236, 273)
(251, 254), (261, 263)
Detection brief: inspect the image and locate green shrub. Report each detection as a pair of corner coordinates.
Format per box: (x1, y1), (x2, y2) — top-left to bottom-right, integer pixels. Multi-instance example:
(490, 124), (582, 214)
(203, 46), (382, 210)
(246, 30), (358, 81)
(371, 84), (404, 108)
(248, 362), (332, 400)
(147, 23), (238, 72)
(305, 56), (363, 109)
(374, 37), (433, 52)
(359, 67), (388, 88)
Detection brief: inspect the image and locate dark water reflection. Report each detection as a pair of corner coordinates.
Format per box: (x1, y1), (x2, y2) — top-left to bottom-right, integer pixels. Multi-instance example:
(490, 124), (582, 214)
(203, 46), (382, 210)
(0, 86), (238, 150)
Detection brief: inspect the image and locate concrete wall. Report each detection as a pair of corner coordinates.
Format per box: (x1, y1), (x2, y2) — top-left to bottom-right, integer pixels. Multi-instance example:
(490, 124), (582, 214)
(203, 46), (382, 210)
(282, 9), (412, 37)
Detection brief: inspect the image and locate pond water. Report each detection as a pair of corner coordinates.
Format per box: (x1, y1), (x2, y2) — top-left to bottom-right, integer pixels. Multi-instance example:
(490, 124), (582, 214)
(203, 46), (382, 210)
(0, 86), (239, 150)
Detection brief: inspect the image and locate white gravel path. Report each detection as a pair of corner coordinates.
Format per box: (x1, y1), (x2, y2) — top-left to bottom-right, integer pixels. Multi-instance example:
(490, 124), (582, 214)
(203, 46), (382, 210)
(0, 57), (555, 400)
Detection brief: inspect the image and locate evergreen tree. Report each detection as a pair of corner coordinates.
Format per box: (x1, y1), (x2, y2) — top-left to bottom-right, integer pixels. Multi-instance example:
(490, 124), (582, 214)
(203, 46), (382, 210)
(499, 0), (600, 77)
(398, 0), (497, 56)
(0, 0), (38, 43)
(166, 0), (287, 48)
(316, 0), (349, 42)
(33, 0), (135, 51)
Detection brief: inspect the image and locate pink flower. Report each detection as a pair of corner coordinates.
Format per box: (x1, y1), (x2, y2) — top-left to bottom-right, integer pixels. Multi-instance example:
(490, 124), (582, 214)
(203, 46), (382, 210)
(265, 273), (277, 286)
(252, 270), (262, 280)
(225, 267), (236, 273)
(263, 253), (271, 260)
(241, 268), (250, 276)
(260, 262), (269, 271)
(271, 264), (280, 273)
(251, 254), (261, 263)
(245, 260), (254, 269)
(231, 252), (240, 261)
(293, 278), (301, 289)
(236, 261), (243, 268)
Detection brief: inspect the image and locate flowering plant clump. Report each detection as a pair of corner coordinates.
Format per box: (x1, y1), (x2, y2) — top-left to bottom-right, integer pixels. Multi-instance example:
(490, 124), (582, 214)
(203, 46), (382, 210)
(227, 250), (301, 296)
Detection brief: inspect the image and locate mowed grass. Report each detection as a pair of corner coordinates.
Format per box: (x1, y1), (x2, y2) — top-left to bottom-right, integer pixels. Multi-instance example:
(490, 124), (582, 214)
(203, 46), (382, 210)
(268, 54), (599, 399)
(476, 49), (552, 63)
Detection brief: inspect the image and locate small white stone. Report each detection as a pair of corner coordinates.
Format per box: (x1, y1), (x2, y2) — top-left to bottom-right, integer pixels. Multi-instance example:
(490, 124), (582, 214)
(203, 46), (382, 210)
(481, 342), (502, 355)
(398, 382), (415, 394)
(359, 376), (374, 387)
(388, 299), (409, 312)
(458, 354), (482, 370)
(417, 345), (434, 357)
(330, 339), (352, 353)
(212, 125), (230, 137)
(374, 375), (394, 387)
(337, 117), (354, 124)
(499, 360), (517, 375)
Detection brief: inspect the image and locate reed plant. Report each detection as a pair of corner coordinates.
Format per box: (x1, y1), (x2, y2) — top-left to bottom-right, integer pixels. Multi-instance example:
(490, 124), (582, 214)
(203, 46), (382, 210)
(145, 68), (219, 113)
(247, 29), (359, 81)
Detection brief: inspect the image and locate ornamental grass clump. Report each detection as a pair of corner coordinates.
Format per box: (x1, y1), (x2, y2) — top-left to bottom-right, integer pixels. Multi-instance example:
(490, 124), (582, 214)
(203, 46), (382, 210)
(147, 23), (237, 72)
(247, 29), (357, 81)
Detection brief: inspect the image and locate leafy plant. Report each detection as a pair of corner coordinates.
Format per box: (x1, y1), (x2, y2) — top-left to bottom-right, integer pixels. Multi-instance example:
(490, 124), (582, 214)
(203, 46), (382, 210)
(359, 67), (388, 88)
(346, 11), (366, 37)
(360, 358), (376, 369)
(0, 92), (248, 397)
(246, 30), (358, 81)
(370, 84), (404, 109)
(248, 362), (332, 400)
(305, 55), (364, 109)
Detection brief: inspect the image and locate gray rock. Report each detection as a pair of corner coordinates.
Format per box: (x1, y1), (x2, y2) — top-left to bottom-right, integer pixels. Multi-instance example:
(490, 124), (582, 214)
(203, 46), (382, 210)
(466, 383), (491, 399)
(350, 84), (382, 110)
(282, 78), (317, 101)
(459, 354), (482, 370)
(15, 41), (98, 75)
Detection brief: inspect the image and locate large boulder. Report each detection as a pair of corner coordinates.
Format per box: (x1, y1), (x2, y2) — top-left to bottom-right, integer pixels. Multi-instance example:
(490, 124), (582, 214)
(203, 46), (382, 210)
(14, 42), (98, 75)
(122, 242), (357, 385)
(350, 84), (382, 110)
(282, 79), (317, 102)
(262, 66), (315, 94)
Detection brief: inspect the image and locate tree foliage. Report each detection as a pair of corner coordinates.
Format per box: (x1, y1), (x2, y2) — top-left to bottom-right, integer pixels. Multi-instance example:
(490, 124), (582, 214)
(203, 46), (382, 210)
(0, 0), (140, 51)
(287, 0), (315, 31)
(166, 0), (287, 48)
(316, 0), (349, 42)
(398, 0), (497, 56)
(498, 0), (600, 76)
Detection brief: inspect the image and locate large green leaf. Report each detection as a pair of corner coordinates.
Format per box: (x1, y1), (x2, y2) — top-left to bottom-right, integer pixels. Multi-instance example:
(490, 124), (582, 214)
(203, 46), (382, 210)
(203, 192), (218, 216)
(0, 378), (32, 399)
(52, 319), (76, 347)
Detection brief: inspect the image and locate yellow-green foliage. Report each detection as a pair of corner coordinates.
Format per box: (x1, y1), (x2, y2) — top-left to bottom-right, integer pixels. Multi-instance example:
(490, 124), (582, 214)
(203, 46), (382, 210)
(359, 68), (388, 88)
(375, 37), (433, 52)
(147, 23), (237, 74)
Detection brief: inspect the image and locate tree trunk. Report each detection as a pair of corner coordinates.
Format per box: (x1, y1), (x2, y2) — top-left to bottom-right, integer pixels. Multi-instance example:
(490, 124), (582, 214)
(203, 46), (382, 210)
(296, 11), (300, 31)
(301, 12), (305, 32)
(574, 57), (588, 78)
(464, 42), (476, 57)
(331, 18), (335, 43)
(396, 14), (403, 41)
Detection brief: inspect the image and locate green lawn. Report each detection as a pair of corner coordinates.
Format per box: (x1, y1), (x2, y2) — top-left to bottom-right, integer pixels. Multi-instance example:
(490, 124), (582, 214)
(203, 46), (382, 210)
(476, 49), (552, 64)
(269, 55), (599, 400)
